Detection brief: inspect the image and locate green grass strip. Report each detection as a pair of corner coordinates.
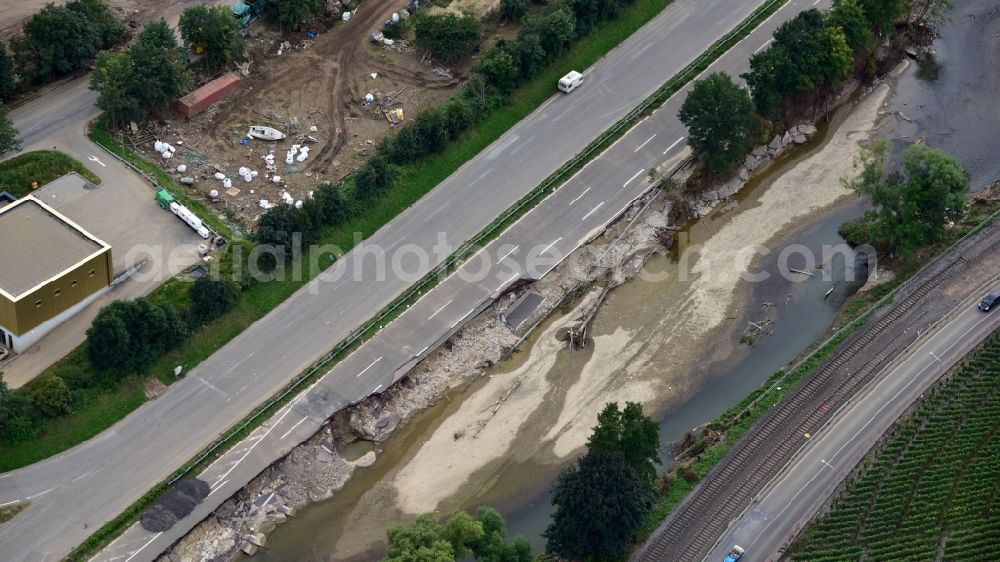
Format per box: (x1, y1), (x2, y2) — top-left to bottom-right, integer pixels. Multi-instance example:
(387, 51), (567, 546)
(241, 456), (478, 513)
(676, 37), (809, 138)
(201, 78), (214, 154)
(0, 150), (101, 197)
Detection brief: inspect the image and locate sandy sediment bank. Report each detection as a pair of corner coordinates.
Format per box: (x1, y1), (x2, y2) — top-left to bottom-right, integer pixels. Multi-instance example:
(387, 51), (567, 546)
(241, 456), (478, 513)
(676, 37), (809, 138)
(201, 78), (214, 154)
(160, 66), (901, 562)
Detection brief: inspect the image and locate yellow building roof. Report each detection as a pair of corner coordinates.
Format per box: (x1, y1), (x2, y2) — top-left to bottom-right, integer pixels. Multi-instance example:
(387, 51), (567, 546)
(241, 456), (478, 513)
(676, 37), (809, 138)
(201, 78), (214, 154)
(0, 196), (109, 299)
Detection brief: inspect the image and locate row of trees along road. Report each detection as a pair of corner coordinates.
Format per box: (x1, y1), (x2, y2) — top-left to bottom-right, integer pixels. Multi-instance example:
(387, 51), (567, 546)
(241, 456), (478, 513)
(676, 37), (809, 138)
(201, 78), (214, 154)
(678, 0), (944, 176)
(0, 276), (241, 446)
(258, 0), (642, 264)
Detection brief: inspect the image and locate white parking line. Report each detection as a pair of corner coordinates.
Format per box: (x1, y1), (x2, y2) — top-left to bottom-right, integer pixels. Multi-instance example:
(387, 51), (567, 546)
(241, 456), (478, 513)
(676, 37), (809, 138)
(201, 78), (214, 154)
(623, 169), (644, 188)
(0, 500), (21, 508)
(754, 38), (773, 54)
(582, 202), (605, 221)
(356, 356), (383, 378)
(568, 186), (591, 205)
(280, 417), (309, 440)
(428, 299), (453, 320)
(374, 384), (383, 392)
(634, 133), (657, 152)
(663, 136), (685, 155)
(540, 238), (562, 255)
(497, 245), (519, 263)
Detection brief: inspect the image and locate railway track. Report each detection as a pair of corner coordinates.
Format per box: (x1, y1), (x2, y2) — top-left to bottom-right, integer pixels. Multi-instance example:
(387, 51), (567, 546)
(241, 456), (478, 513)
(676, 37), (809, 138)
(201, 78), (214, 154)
(635, 227), (1000, 562)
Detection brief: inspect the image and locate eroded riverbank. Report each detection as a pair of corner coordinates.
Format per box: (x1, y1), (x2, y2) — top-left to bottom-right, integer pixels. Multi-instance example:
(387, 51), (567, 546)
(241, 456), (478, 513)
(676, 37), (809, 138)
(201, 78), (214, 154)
(177, 73), (899, 562)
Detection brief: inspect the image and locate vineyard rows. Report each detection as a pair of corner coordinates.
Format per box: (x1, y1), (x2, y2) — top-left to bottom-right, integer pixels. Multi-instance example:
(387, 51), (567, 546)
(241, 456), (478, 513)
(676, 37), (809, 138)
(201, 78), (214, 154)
(789, 329), (1000, 561)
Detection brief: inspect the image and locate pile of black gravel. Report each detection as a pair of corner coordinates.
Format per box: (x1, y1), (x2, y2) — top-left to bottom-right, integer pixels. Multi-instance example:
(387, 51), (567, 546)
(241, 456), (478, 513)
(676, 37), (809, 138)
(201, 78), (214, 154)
(140, 479), (211, 532)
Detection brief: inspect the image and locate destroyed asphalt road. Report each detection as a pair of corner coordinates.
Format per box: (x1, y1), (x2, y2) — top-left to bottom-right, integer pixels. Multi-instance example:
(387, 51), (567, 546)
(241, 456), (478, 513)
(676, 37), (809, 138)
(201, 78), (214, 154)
(0, 1), (831, 560)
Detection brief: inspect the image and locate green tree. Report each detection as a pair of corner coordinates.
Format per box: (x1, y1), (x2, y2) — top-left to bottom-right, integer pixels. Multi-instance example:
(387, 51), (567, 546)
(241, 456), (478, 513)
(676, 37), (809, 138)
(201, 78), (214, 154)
(130, 20), (193, 117)
(858, 0), (906, 35)
(413, 13), (481, 63)
(0, 45), (16, 103)
(273, 0), (325, 32)
(841, 141), (969, 257)
(179, 4), (243, 70)
(521, 7), (575, 59)
(256, 204), (315, 251)
(14, 5), (99, 83)
(384, 509), (530, 562)
(468, 507), (532, 562)
(135, 17), (178, 50)
(0, 375), (36, 444)
(67, 0), (124, 49)
(86, 299), (188, 377)
(442, 97), (474, 139)
(568, 0), (600, 36)
(829, 0), (872, 53)
(391, 107), (448, 163)
(544, 450), (654, 560)
(472, 48), (519, 95)
(743, 10), (853, 118)
(500, 0), (529, 20)
(30, 374), (72, 418)
(679, 72), (757, 174)
(385, 515), (457, 562)
(511, 33), (547, 79)
(586, 401), (661, 485)
(355, 154), (396, 199)
(311, 182), (350, 225)
(86, 301), (133, 374)
(189, 277), (240, 322)
(0, 107), (20, 156)
(91, 51), (142, 129)
(819, 25), (853, 86)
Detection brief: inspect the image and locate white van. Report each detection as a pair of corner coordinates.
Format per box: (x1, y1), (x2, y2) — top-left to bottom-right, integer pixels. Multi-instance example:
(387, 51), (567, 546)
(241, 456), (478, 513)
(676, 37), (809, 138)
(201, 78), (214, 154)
(558, 70), (583, 93)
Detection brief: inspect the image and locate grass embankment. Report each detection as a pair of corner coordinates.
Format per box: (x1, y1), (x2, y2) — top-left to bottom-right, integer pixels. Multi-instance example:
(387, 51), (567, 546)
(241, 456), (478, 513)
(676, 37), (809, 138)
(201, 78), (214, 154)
(787, 330), (1000, 561)
(0, 150), (101, 197)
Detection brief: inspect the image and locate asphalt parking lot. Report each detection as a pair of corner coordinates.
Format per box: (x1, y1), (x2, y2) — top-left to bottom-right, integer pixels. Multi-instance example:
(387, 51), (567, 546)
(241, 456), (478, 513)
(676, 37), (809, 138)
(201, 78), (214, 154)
(2, 173), (201, 386)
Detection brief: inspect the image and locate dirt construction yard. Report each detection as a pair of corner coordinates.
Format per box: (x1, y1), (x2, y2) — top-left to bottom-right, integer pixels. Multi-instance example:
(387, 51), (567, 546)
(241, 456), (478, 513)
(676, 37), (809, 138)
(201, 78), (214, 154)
(133, 0), (465, 226)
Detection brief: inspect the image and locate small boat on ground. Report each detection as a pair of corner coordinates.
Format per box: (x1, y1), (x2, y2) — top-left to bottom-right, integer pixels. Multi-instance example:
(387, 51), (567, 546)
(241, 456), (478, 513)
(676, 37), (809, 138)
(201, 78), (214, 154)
(247, 126), (286, 141)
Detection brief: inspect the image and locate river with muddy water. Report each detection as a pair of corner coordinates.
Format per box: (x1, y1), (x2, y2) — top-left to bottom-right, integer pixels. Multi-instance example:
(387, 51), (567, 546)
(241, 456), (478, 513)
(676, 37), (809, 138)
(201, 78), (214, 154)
(242, 3), (1000, 559)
